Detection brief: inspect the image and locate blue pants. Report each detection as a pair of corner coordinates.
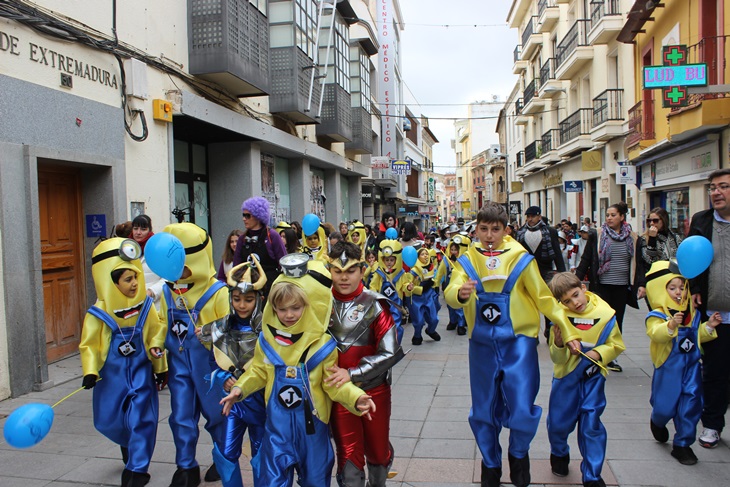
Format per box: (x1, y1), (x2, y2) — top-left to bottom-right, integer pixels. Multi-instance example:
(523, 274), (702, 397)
(447, 305), (465, 329)
(651, 358), (703, 447)
(409, 290), (439, 339)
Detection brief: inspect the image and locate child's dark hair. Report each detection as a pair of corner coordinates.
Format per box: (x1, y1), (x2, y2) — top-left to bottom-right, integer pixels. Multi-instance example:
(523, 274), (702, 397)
(282, 228), (300, 254)
(365, 249), (376, 261)
(329, 241), (362, 261)
(111, 268), (136, 284)
(548, 272), (583, 300)
(132, 214), (152, 230)
(476, 201), (508, 227)
(115, 221), (133, 238)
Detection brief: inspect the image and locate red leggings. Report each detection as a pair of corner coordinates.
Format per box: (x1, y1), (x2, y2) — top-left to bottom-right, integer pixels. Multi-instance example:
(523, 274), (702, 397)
(330, 383), (392, 471)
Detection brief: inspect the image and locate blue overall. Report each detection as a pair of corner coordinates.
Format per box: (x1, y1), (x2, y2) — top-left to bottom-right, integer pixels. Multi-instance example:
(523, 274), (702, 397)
(458, 253), (539, 468)
(164, 282), (227, 469)
(647, 310), (703, 447)
(375, 269), (405, 343)
(256, 335), (337, 487)
(88, 298), (158, 474)
(547, 317), (616, 483)
(442, 259), (466, 330)
(409, 269), (439, 340)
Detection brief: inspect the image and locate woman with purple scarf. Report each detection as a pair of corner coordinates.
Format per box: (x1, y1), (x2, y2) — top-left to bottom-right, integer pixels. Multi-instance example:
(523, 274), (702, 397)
(232, 196), (287, 298)
(576, 201), (639, 372)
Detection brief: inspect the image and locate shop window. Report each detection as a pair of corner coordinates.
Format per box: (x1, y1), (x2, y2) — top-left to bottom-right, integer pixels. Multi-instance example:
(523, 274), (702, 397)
(173, 140), (210, 232)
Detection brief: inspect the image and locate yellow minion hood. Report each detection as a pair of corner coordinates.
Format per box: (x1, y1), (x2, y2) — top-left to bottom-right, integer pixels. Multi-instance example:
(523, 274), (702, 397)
(91, 237), (146, 324)
(347, 220), (367, 255)
(162, 222), (216, 304)
(645, 260), (690, 314)
(378, 239), (403, 274)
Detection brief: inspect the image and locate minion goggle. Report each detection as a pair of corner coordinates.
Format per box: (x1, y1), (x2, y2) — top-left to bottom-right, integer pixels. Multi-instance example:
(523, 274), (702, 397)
(328, 251), (364, 271)
(348, 222), (365, 232)
(380, 246), (402, 258)
(452, 235), (470, 247)
(91, 239), (141, 266)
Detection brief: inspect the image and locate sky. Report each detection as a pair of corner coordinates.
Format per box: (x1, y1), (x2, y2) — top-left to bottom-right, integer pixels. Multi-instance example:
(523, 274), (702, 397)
(398, 0), (516, 173)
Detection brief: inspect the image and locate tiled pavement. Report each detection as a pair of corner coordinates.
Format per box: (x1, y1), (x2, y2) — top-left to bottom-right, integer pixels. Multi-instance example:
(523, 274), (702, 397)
(1, 299), (728, 486)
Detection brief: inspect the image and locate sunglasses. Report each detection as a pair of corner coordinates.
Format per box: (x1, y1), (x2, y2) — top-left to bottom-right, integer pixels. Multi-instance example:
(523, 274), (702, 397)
(646, 218), (660, 224)
(242, 213), (252, 219)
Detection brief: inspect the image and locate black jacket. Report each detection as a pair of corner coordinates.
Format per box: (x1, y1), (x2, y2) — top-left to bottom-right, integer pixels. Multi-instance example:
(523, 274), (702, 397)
(516, 225), (565, 280)
(687, 209), (714, 318)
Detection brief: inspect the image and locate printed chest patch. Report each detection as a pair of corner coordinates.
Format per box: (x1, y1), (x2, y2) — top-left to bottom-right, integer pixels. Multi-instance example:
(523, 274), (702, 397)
(118, 342), (137, 357)
(381, 282), (396, 298)
(171, 320), (189, 339)
(278, 385), (303, 409)
(679, 337), (695, 354)
(480, 304), (502, 324)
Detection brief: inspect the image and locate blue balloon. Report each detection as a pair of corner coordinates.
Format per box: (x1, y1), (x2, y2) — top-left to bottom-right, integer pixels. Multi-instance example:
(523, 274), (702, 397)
(676, 235), (713, 279)
(3, 403), (54, 449)
(144, 232), (186, 281)
(385, 228), (398, 239)
(302, 214), (321, 237)
(402, 246), (418, 268)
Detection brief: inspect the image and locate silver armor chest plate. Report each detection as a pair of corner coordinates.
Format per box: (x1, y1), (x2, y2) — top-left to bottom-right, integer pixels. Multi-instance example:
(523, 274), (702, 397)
(329, 290), (383, 353)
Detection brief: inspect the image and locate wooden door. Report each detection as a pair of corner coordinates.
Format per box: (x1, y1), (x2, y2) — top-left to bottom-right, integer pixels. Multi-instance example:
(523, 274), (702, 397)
(39, 165), (86, 362)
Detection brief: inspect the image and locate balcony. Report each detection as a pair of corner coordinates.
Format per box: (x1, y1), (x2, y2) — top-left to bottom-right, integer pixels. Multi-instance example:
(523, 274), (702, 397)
(188, 0), (271, 96)
(516, 151), (524, 168)
(538, 58), (566, 98)
(513, 45), (529, 74)
(525, 140), (538, 164)
(269, 47), (322, 123)
(555, 20), (593, 80)
(515, 98), (530, 125)
(345, 107), (373, 154)
(540, 128), (562, 164)
(523, 79), (545, 114)
(316, 84), (353, 142)
(626, 100), (655, 151)
(591, 89), (625, 142)
(520, 16), (542, 60)
(558, 108), (593, 156)
(588, 0), (623, 45)
(537, 0), (559, 33)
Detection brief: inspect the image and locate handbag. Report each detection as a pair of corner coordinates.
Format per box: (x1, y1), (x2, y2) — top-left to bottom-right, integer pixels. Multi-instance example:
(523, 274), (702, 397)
(627, 285), (640, 309)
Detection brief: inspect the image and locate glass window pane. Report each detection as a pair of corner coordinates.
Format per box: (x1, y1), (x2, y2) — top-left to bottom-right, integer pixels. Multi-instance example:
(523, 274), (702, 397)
(174, 183), (191, 222)
(174, 140), (189, 172)
(192, 144), (207, 174)
(193, 181), (210, 233)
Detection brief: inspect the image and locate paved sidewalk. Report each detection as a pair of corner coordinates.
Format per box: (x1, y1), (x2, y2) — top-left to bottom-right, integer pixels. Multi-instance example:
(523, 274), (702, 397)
(1, 299), (729, 486)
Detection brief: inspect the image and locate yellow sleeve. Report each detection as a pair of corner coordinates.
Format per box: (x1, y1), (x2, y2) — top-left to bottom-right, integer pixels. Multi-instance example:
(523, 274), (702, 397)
(232, 341), (269, 400)
(646, 316), (676, 343)
(142, 301), (167, 373)
(548, 326), (571, 365)
(435, 260), (447, 285)
(699, 321), (718, 344)
(520, 260), (579, 343)
(369, 272), (382, 293)
(593, 323), (625, 365)
(79, 312), (108, 377)
(444, 265), (474, 309)
(409, 269), (423, 296)
(321, 347), (365, 416)
(398, 272), (414, 298)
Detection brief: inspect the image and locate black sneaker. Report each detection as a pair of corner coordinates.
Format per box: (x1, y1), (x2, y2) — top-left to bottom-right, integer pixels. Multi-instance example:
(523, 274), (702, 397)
(508, 453), (530, 487)
(204, 464), (220, 482)
(650, 420), (669, 443)
(550, 453), (569, 477)
(446, 322), (457, 330)
(411, 336), (423, 346)
(169, 466), (200, 487)
(583, 479), (607, 487)
(480, 463), (502, 487)
(425, 330), (441, 341)
(457, 326), (467, 336)
(607, 360), (622, 372)
(671, 446), (698, 465)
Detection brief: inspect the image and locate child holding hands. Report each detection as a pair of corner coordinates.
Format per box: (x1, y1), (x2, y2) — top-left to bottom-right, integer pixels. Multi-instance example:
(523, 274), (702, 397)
(645, 260), (721, 465)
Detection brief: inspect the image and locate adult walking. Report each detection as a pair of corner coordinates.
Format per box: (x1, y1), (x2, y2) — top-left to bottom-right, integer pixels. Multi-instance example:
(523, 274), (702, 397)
(131, 214), (165, 307)
(635, 207), (683, 299)
(232, 196), (287, 297)
(688, 168), (730, 449)
(575, 202), (639, 372)
(515, 206), (565, 281)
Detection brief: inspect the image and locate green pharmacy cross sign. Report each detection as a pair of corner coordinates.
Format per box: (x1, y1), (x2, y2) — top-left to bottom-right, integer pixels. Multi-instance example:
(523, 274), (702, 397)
(642, 45), (707, 108)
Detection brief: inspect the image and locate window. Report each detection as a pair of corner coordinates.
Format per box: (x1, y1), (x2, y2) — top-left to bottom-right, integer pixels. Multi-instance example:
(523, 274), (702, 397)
(249, 0), (267, 15)
(331, 14), (350, 91)
(350, 46), (371, 111)
(173, 140), (210, 232)
(295, 0), (317, 59)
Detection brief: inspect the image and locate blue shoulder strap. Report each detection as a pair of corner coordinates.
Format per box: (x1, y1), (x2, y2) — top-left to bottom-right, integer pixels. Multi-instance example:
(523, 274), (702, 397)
(502, 254), (534, 294)
(392, 269), (405, 284)
(375, 269), (387, 280)
(595, 316), (616, 347)
(646, 310), (669, 322)
(257, 334), (284, 366)
(305, 336), (337, 370)
(194, 280), (227, 314)
(457, 255), (485, 293)
(88, 306), (118, 330)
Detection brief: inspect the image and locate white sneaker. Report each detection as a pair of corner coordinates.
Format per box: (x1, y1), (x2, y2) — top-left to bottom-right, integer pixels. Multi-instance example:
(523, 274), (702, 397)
(699, 428), (720, 449)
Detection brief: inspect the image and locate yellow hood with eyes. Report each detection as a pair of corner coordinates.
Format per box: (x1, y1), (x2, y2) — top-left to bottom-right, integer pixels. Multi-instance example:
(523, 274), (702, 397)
(91, 238), (146, 324)
(162, 222), (217, 303)
(645, 260), (689, 314)
(378, 239), (403, 272)
(305, 225), (329, 262)
(348, 221), (367, 255)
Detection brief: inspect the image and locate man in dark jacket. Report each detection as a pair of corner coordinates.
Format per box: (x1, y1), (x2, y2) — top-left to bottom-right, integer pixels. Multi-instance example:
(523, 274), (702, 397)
(516, 206), (565, 280)
(688, 168), (730, 450)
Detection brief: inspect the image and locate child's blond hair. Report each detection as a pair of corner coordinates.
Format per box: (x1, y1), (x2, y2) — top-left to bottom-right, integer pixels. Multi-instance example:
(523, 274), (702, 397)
(269, 281), (308, 310)
(548, 272), (583, 301)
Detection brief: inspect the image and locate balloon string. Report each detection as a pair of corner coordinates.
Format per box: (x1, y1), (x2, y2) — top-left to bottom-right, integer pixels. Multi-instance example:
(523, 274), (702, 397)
(52, 377), (102, 408)
(576, 350), (609, 375)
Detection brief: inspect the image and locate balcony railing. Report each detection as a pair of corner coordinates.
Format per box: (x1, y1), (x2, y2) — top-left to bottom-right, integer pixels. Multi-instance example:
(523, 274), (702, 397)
(540, 58), (556, 86)
(525, 140), (538, 163)
(593, 89), (623, 127)
(521, 16), (537, 48)
(541, 128), (561, 153)
(590, 0), (620, 25)
(524, 79), (539, 106)
(626, 99), (655, 148)
(514, 45), (522, 63)
(538, 0), (557, 18)
(515, 98), (524, 115)
(516, 151), (524, 167)
(556, 20), (591, 69)
(559, 108), (592, 145)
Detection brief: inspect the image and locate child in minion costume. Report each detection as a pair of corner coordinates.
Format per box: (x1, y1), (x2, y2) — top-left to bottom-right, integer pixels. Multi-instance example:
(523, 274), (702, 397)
(199, 258), (269, 487)
(304, 223), (329, 263)
(436, 235), (470, 336)
(79, 238), (167, 487)
(220, 254), (373, 487)
(160, 223), (231, 487)
(407, 247), (441, 346)
(645, 260), (720, 465)
(347, 220), (368, 255)
(369, 239), (408, 343)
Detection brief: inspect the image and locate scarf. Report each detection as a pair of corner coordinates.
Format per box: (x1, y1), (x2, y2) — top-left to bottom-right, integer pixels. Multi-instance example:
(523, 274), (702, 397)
(598, 222), (634, 276)
(516, 219), (555, 261)
(641, 231), (680, 266)
(136, 231), (154, 253)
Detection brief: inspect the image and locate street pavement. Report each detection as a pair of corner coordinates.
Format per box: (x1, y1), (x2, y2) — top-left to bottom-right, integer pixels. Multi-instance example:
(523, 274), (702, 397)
(1, 298), (729, 486)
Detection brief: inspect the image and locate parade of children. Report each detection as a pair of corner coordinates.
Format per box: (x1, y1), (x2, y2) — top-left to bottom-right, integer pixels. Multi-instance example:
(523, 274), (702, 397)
(5, 197), (725, 487)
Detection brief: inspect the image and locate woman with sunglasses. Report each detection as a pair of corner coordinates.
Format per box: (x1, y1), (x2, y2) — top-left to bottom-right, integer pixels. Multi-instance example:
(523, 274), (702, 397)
(232, 196), (287, 298)
(635, 207), (684, 301)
